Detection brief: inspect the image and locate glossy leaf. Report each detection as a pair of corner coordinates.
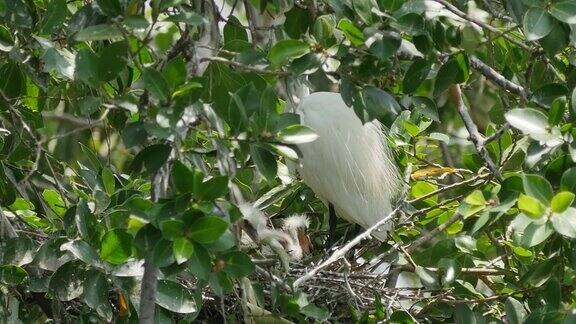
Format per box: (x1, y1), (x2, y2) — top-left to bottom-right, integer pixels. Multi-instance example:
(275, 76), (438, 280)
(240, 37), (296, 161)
(523, 7), (554, 41)
(100, 229), (133, 265)
(188, 217), (229, 243)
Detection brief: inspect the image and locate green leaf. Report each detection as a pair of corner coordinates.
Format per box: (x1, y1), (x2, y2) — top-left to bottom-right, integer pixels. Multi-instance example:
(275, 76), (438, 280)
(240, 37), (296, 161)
(0, 62), (26, 104)
(367, 31), (401, 60)
(539, 19), (568, 56)
(284, 6), (312, 38)
(505, 108), (549, 135)
(523, 174), (553, 205)
(75, 24), (123, 41)
(171, 161), (200, 194)
(188, 244), (211, 281)
(152, 239), (175, 267)
(454, 304), (476, 324)
(0, 265), (27, 285)
(544, 278), (561, 311)
(188, 217), (229, 243)
(438, 258), (460, 286)
(75, 49), (100, 86)
(142, 68), (170, 103)
(156, 280), (197, 313)
(100, 229), (133, 265)
(551, 191), (575, 213)
(173, 238), (194, 264)
(313, 15), (336, 47)
(160, 219), (184, 240)
(521, 258), (556, 287)
(550, 207), (576, 238)
(393, 13), (425, 36)
(163, 56), (186, 91)
(464, 190), (486, 206)
(301, 304), (330, 321)
(550, 0), (576, 24)
(223, 15), (248, 46)
(101, 168), (115, 195)
(433, 53), (469, 96)
(42, 189), (66, 217)
(277, 125), (319, 144)
(223, 251), (255, 278)
(83, 270), (113, 322)
(454, 235), (477, 254)
(41, 45), (75, 80)
(522, 222), (553, 247)
(98, 41), (128, 82)
(60, 240), (102, 267)
(362, 86), (401, 123)
(48, 261), (84, 301)
(548, 97), (566, 125)
(403, 59), (431, 93)
(561, 167), (576, 193)
(196, 176), (228, 201)
(523, 7), (553, 41)
(129, 144), (171, 175)
(124, 15), (150, 29)
(518, 194), (547, 218)
(250, 145), (277, 182)
(97, 0), (122, 17)
(40, 0), (68, 35)
(164, 10), (204, 26)
(505, 297), (527, 324)
(75, 200), (98, 243)
(337, 19), (364, 46)
(1, 237), (35, 267)
(268, 40), (310, 67)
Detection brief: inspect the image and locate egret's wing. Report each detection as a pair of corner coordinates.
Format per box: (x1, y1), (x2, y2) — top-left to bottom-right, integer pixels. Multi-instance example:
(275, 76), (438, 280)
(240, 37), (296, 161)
(295, 92), (401, 240)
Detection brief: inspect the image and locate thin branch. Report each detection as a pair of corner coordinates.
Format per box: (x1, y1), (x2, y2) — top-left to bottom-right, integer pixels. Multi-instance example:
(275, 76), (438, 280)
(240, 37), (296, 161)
(200, 57), (290, 76)
(293, 207), (401, 288)
(41, 111), (106, 128)
(432, 0), (530, 51)
(405, 212), (463, 254)
(450, 85), (503, 180)
(243, 0), (258, 47)
(484, 123), (510, 144)
(407, 172), (490, 204)
(469, 56), (529, 99)
(40, 109), (110, 145)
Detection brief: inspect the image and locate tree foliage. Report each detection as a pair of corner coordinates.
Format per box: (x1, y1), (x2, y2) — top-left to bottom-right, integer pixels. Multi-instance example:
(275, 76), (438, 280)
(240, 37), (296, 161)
(2, 0), (576, 322)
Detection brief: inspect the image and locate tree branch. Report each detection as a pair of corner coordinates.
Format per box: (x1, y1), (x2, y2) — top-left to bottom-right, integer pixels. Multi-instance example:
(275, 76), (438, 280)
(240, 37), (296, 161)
(450, 85), (503, 180)
(200, 57), (290, 76)
(469, 56), (529, 98)
(432, 0), (530, 51)
(293, 207), (401, 288)
(405, 212), (463, 254)
(407, 172), (490, 204)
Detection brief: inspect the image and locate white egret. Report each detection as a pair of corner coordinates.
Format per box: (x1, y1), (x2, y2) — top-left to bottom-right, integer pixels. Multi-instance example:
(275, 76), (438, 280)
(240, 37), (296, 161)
(240, 203), (310, 269)
(295, 92), (402, 241)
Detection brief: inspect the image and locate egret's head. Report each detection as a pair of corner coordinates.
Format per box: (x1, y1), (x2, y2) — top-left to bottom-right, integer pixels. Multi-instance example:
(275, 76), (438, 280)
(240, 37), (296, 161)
(283, 214), (312, 259)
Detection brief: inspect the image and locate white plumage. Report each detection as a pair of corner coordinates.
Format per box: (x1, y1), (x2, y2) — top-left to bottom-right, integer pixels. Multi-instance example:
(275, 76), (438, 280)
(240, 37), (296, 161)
(295, 92), (401, 241)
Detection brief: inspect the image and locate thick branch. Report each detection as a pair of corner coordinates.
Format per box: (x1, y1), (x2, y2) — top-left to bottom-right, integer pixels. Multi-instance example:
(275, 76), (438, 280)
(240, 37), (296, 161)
(139, 257), (158, 323)
(450, 85), (503, 180)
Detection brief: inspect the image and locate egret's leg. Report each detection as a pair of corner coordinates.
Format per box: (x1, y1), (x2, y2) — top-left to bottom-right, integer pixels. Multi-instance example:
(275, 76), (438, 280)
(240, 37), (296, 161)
(326, 203), (337, 248)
